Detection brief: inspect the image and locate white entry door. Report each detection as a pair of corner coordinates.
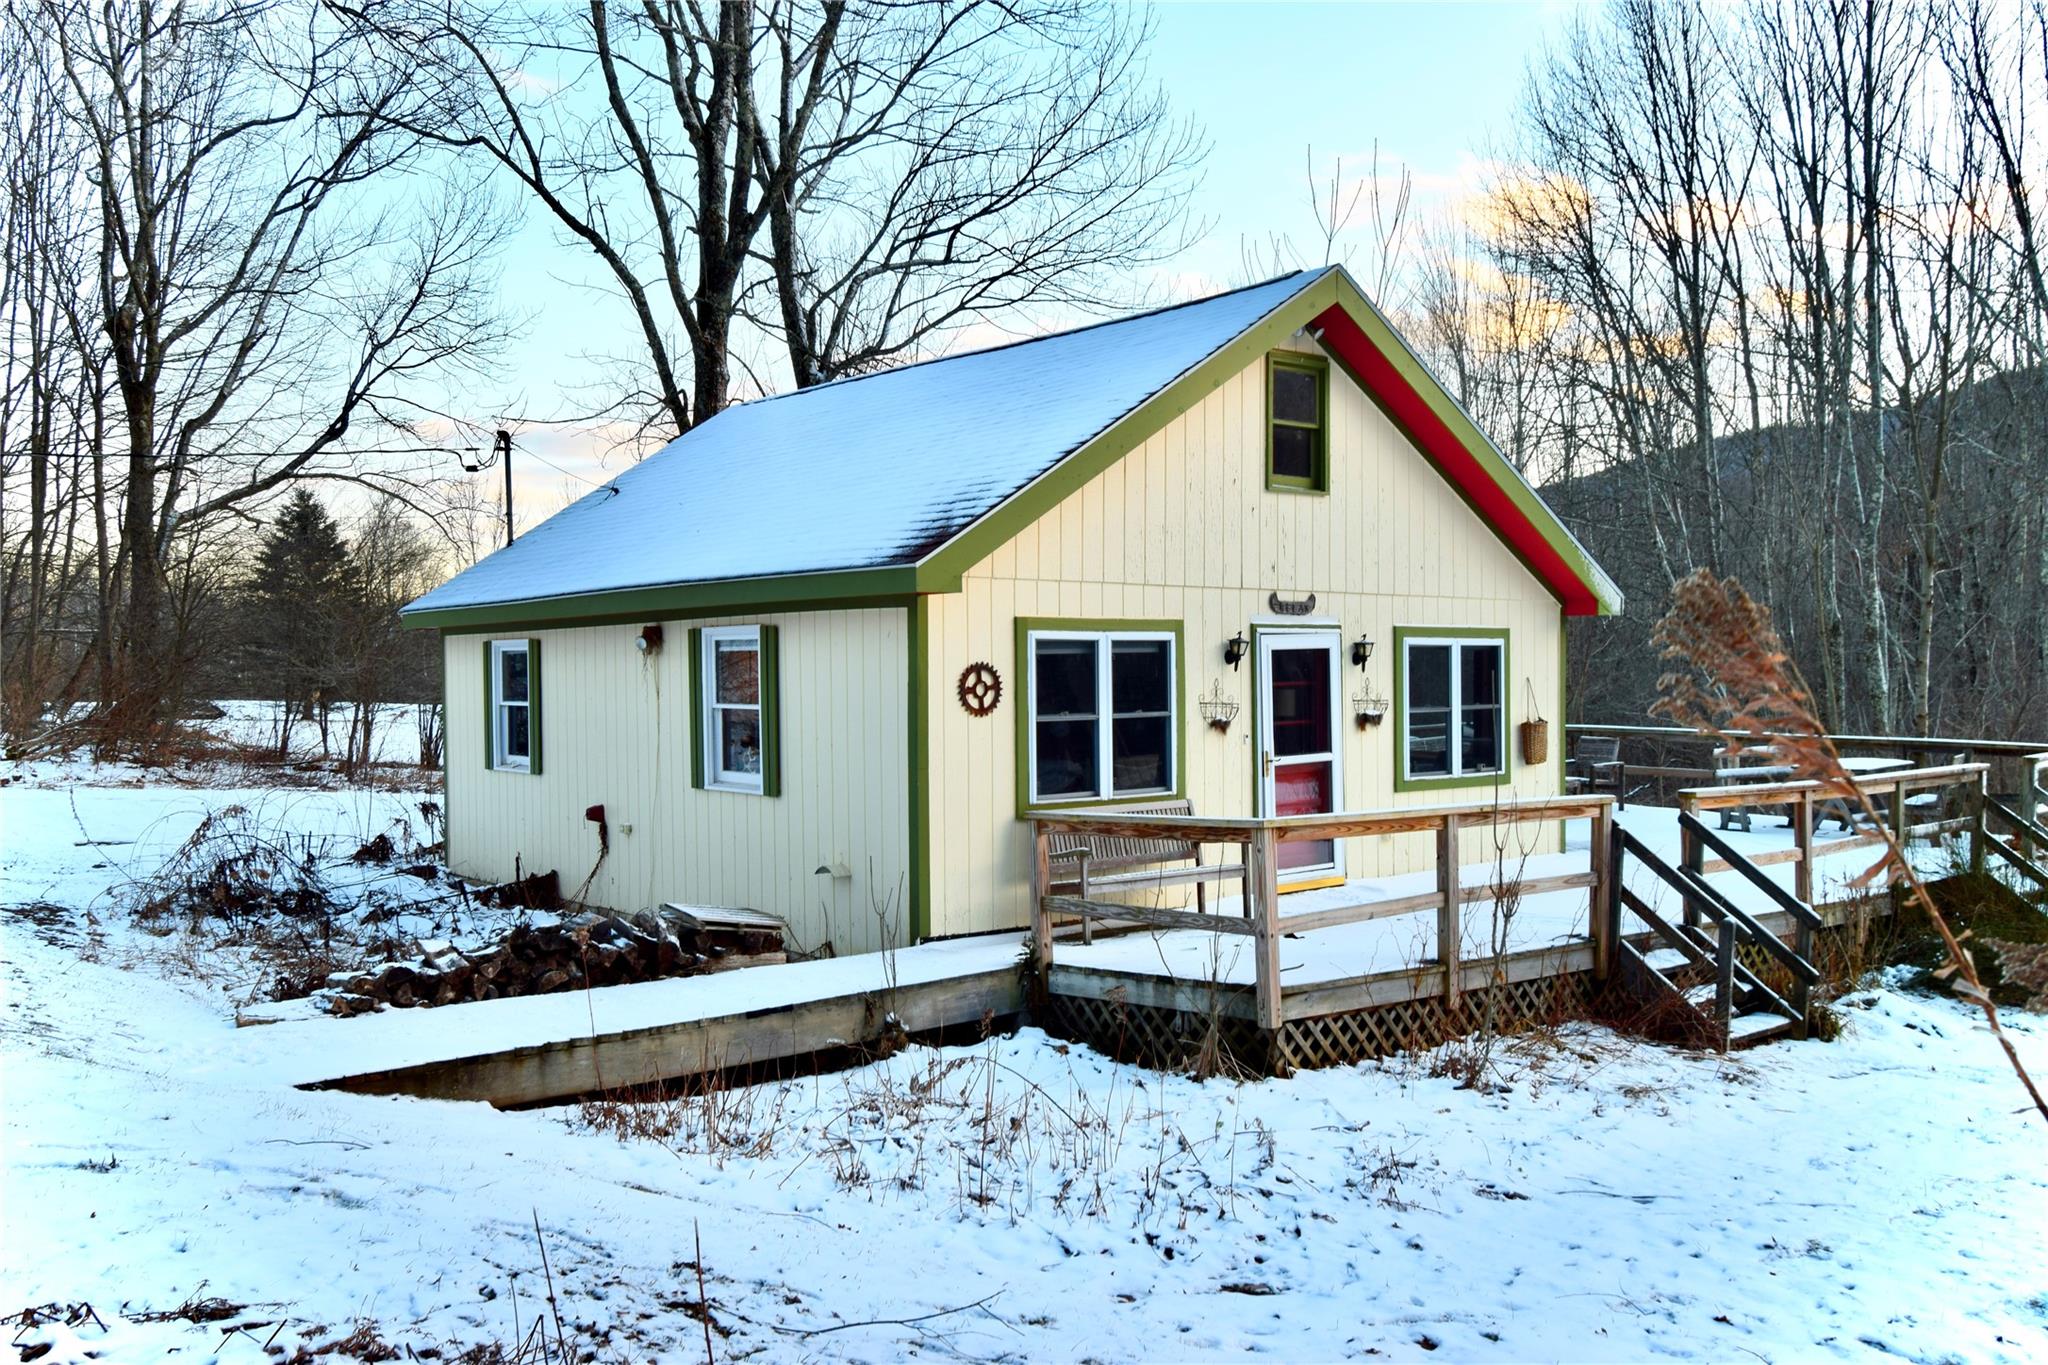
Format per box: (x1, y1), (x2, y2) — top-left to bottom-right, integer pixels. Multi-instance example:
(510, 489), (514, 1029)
(1257, 629), (1345, 887)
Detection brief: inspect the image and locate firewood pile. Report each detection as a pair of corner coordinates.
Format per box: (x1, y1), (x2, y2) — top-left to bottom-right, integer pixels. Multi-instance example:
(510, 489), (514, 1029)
(322, 905), (785, 1016)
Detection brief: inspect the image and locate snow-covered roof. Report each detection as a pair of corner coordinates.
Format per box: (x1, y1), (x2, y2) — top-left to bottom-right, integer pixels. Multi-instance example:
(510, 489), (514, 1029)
(405, 271), (1325, 618)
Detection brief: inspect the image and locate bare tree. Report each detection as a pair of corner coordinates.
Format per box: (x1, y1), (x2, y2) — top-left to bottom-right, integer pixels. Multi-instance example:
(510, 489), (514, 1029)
(29, 0), (509, 738)
(361, 0), (1201, 434)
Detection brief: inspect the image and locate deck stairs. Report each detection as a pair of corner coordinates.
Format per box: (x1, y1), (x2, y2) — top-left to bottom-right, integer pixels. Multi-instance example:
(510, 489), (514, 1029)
(1981, 791), (2048, 898)
(1607, 813), (1823, 1052)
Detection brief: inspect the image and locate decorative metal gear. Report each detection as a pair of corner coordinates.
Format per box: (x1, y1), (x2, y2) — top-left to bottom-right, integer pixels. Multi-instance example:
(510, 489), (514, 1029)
(957, 661), (1002, 716)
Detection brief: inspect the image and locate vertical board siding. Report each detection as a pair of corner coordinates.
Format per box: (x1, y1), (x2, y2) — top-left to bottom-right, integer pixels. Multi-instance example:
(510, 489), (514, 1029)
(445, 607), (908, 956)
(926, 334), (1568, 938)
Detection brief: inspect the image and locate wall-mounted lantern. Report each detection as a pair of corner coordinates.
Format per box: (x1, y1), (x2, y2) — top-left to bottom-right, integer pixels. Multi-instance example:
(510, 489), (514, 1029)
(1351, 634), (1375, 669)
(1224, 632), (1248, 670)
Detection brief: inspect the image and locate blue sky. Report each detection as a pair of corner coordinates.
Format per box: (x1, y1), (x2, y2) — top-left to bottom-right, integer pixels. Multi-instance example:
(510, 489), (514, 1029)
(482, 2), (1573, 518)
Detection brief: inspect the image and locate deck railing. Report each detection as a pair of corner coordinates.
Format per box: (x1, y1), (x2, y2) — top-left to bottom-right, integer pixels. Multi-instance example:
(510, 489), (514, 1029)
(1029, 759), (2009, 1033)
(1566, 722), (2047, 807)
(1671, 762), (1991, 903)
(1028, 795), (1616, 1030)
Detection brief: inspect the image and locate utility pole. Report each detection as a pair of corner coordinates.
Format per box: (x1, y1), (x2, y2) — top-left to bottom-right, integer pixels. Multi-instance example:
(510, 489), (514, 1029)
(496, 429), (514, 545)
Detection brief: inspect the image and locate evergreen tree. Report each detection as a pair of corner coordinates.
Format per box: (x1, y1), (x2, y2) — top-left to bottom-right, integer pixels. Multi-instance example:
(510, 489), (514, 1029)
(246, 490), (358, 753)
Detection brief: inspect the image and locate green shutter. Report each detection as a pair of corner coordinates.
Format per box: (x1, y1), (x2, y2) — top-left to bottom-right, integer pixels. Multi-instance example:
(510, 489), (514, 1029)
(482, 639), (494, 770)
(688, 627), (705, 789)
(759, 624), (781, 798)
(525, 638), (542, 776)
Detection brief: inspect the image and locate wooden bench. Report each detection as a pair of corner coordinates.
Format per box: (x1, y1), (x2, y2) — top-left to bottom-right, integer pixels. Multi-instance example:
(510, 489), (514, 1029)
(1045, 798), (1249, 943)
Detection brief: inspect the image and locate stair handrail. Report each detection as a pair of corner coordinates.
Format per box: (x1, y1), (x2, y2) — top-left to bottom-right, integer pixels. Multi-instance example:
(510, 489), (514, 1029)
(1612, 824), (1816, 1042)
(1617, 826), (1821, 988)
(1981, 795), (2048, 889)
(1677, 812), (1824, 932)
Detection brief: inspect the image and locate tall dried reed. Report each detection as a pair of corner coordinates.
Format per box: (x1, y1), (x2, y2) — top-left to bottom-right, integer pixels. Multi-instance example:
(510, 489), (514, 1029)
(1650, 569), (2045, 1122)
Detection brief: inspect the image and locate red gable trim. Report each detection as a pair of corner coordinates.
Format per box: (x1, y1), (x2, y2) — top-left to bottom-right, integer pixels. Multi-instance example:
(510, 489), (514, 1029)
(1311, 304), (1601, 617)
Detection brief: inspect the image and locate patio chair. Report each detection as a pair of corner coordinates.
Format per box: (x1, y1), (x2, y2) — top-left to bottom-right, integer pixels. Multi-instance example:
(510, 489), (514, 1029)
(1567, 734), (1627, 807)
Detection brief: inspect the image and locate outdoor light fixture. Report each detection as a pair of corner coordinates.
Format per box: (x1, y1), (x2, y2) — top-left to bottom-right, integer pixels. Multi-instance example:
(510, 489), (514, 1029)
(636, 624), (665, 654)
(1351, 634), (1375, 668)
(1224, 632), (1248, 670)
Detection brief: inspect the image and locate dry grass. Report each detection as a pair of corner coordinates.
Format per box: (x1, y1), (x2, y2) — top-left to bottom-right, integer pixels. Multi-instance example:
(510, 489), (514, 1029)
(1650, 568), (2046, 1122)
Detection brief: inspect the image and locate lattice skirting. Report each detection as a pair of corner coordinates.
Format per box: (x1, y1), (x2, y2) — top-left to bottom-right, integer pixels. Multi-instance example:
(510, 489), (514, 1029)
(1041, 991), (1278, 1074)
(1041, 972), (1597, 1077)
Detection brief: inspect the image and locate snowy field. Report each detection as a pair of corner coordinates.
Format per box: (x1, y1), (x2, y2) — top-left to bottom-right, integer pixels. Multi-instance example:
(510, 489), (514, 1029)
(5, 758), (2048, 1363)
(205, 699), (431, 769)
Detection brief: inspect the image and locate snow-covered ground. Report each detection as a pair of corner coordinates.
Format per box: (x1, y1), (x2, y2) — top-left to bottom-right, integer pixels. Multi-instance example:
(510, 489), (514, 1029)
(5, 763), (2047, 1363)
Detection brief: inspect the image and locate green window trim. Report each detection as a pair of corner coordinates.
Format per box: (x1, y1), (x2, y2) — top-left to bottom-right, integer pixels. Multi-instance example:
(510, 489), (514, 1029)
(1265, 350), (1330, 493)
(1391, 625), (1510, 794)
(1013, 616), (1187, 819)
(482, 637), (542, 775)
(690, 623), (781, 797)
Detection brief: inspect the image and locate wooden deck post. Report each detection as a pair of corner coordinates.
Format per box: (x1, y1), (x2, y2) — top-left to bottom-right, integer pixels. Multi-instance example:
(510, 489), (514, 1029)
(1889, 780), (1908, 847)
(1589, 800), (1613, 981)
(1714, 918), (1737, 1052)
(1030, 823), (1053, 969)
(1795, 790), (1815, 905)
(1680, 816), (1702, 930)
(1251, 827), (1282, 1031)
(1437, 813), (1462, 1008)
(1971, 773), (1988, 878)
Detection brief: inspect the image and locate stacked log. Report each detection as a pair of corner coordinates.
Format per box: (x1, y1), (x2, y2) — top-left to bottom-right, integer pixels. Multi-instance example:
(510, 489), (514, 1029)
(322, 907), (785, 1016)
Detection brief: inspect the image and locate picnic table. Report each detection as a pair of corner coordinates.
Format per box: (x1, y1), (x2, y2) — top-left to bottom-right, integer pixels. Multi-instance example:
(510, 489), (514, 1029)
(1820, 756), (1916, 832)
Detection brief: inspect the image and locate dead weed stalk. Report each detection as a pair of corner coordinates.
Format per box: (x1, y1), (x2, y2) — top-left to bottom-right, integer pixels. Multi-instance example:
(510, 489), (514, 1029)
(1651, 568), (2046, 1122)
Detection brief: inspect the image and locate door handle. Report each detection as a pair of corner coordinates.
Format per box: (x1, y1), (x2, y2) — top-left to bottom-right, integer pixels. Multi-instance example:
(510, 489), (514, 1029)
(1263, 750), (1275, 777)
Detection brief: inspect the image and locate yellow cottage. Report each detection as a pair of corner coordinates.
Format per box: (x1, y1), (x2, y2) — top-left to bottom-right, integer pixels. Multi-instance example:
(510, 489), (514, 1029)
(403, 266), (1621, 958)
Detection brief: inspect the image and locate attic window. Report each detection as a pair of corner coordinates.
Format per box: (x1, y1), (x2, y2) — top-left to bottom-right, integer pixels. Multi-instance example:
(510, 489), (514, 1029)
(1267, 352), (1328, 492)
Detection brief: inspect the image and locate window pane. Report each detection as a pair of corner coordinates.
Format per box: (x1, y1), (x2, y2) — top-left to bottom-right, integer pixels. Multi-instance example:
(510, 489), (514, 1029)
(504, 703), (529, 759)
(1270, 647), (1331, 757)
(1408, 708), (1450, 775)
(715, 642), (759, 705)
(1273, 367), (1319, 424)
(1408, 644), (1451, 709)
(1035, 719), (1098, 798)
(719, 709), (762, 776)
(1461, 644), (1502, 709)
(1461, 705), (1501, 773)
(500, 648), (528, 704)
(1111, 716), (1170, 793)
(1034, 640), (1097, 717)
(1111, 640), (1170, 715)
(1271, 425), (1316, 481)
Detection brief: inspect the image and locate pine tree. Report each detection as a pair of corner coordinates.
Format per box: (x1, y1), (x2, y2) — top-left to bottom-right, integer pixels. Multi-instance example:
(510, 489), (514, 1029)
(247, 490), (358, 755)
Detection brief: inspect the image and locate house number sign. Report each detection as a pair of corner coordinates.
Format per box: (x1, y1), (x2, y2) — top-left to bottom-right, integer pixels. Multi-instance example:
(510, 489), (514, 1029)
(1267, 591), (1317, 616)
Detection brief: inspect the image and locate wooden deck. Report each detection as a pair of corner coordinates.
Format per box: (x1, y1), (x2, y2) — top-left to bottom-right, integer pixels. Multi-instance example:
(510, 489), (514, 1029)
(1027, 760), (2016, 1072)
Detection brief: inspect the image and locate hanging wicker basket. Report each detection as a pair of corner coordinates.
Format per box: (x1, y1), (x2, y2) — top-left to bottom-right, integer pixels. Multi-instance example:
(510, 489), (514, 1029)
(1519, 680), (1549, 765)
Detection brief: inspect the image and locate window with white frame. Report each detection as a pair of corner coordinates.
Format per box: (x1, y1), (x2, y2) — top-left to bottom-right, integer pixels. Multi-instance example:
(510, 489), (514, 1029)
(1401, 635), (1505, 781)
(1026, 628), (1176, 803)
(702, 625), (764, 791)
(490, 639), (532, 772)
